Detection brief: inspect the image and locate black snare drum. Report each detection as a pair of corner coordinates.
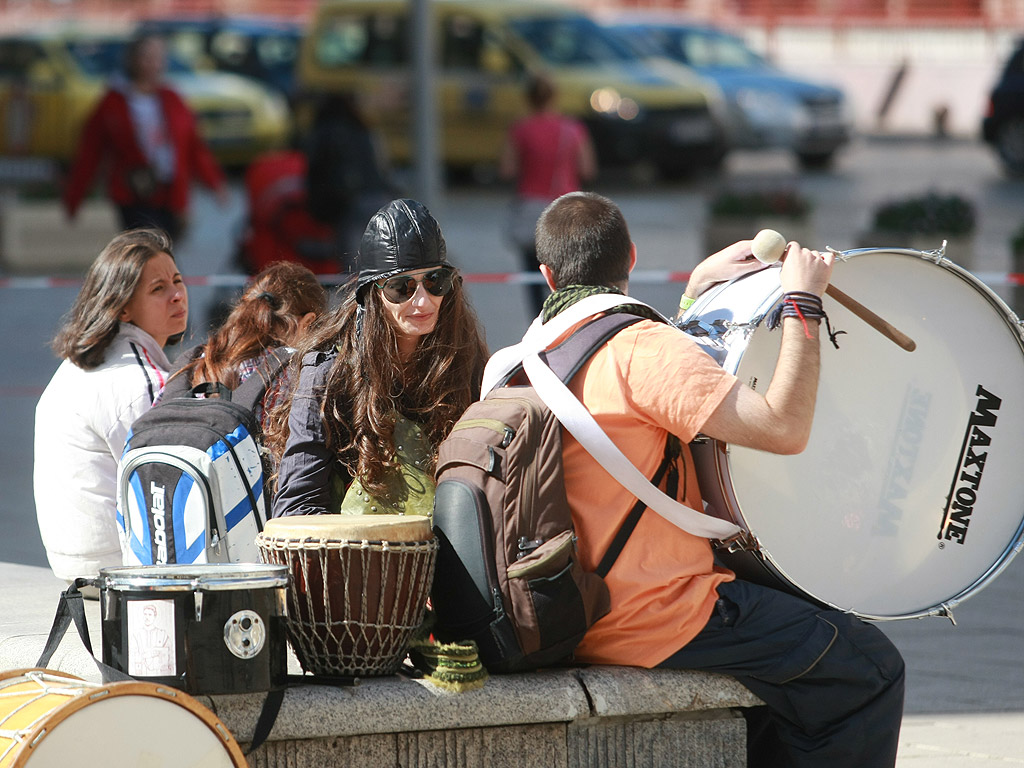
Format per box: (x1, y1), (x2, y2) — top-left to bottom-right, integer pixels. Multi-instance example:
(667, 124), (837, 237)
(98, 564), (289, 695)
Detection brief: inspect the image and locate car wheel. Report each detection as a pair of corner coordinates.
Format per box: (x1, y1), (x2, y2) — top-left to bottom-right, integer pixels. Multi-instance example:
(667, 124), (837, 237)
(996, 117), (1024, 176)
(657, 147), (727, 181)
(796, 150), (836, 170)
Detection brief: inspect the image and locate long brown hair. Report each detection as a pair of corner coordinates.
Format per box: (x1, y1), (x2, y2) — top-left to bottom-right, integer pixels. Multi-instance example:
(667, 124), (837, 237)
(52, 228), (175, 370)
(265, 273), (487, 497)
(182, 261), (327, 388)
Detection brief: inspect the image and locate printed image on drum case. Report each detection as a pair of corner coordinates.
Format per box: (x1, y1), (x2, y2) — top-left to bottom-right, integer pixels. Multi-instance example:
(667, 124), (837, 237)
(127, 599), (176, 678)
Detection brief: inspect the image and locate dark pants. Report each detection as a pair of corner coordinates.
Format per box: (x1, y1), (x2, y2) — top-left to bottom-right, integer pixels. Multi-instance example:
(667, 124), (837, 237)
(519, 245), (549, 319)
(658, 579), (905, 768)
(119, 203), (183, 242)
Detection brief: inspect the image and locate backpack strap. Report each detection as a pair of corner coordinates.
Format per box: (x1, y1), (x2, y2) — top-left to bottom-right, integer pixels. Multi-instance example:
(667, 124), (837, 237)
(540, 313), (645, 384)
(523, 347), (745, 542)
(483, 293), (668, 393)
(160, 345), (205, 401)
(500, 314), (644, 388)
(190, 381), (234, 399)
(528, 313), (672, 576)
(229, 347), (294, 412)
(595, 436), (680, 577)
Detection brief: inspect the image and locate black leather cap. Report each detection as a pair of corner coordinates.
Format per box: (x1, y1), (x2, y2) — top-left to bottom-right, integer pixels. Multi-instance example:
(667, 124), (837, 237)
(355, 199), (451, 303)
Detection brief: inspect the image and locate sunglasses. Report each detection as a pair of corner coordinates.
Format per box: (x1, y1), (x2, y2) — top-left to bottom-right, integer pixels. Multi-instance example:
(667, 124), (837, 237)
(375, 268), (457, 304)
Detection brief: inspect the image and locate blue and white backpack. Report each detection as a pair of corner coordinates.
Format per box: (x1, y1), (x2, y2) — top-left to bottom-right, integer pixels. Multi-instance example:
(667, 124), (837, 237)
(116, 347), (290, 565)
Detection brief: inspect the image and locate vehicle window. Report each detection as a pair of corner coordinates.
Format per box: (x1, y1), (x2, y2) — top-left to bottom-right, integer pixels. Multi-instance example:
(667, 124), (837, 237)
(509, 15), (636, 65)
(65, 39), (193, 76)
(313, 14), (407, 68)
(442, 16), (521, 74)
(442, 15), (483, 69)
(677, 30), (765, 69)
(210, 30), (253, 68)
(256, 34), (299, 68)
(164, 30), (207, 68)
(614, 28), (661, 58)
(65, 40), (125, 77)
(0, 40), (45, 80)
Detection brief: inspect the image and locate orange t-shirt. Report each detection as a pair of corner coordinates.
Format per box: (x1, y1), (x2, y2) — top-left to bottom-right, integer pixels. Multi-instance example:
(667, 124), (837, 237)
(562, 319), (738, 668)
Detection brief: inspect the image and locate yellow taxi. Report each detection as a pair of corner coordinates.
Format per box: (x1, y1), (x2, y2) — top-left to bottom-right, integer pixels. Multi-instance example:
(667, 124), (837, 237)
(297, 0), (728, 178)
(0, 30), (291, 169)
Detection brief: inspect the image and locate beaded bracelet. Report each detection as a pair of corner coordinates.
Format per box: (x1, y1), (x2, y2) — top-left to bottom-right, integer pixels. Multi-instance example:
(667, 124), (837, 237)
(766, 291), (845, 348)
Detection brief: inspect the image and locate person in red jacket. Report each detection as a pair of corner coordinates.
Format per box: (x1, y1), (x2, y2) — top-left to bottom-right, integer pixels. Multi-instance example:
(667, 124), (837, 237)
(62, 32), (229, 241)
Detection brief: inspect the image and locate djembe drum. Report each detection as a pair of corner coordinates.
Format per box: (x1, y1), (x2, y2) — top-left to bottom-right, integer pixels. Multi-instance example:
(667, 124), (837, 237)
(256, 515), (437, 677)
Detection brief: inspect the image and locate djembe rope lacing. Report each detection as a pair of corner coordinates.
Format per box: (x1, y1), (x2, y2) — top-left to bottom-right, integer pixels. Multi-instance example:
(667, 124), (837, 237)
(257, 535), (438, 678)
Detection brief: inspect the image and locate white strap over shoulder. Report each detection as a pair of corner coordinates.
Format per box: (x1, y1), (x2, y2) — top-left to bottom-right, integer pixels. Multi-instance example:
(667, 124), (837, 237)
(480, 293), (667, 396)
(522, 351), (744, 541)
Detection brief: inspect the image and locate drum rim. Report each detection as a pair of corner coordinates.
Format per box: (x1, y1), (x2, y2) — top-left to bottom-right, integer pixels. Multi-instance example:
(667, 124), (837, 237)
(261, 514), (434, 538)
(682, 247), (1024, 345)
(692, 247), (1024, 620)
(99, 563), (290, 591)
(754, 525), (1024, 621)
(0, 669), (247, 767)
(255, 534), (439, 550)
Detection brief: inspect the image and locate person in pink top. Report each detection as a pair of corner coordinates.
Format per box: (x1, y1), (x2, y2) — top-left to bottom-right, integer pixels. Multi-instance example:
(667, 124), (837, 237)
(500, 74), (596, 317)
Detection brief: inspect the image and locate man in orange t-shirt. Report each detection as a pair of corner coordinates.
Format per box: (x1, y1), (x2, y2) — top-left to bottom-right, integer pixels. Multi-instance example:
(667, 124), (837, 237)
(533, 192), (905, 768)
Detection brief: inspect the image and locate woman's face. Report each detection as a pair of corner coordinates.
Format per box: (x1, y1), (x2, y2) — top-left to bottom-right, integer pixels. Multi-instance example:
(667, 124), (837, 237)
(119, 252), (188, 347)
(377, 267), (447, 345)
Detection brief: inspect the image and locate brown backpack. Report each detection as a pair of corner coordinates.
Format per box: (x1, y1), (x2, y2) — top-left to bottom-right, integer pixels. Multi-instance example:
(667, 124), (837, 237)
(431, 313), (676, 673)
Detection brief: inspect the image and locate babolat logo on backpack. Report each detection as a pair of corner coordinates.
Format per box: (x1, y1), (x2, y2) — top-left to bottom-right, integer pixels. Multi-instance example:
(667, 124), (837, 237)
(431, 313), (658, 673)
(116, 348), (290, 565)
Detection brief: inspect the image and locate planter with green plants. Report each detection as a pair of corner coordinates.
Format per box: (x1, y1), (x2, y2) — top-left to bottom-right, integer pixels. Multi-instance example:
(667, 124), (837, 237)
(858, 191), (976, 265)
(704, 187), (816, 255)
(1009, 221), (1024, 276)
(0, 183), (116, 275)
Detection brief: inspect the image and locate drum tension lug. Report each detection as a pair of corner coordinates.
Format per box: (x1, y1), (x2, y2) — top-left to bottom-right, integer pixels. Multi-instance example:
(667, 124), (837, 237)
(676, 318), (731, 338)
(922, 241), (948, 264)
(195, 590), (204, 622)
(938, 603), (957, 626)
(712, 531), (759, 554)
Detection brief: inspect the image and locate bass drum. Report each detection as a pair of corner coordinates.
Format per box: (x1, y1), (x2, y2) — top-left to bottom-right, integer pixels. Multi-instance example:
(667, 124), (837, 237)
(0, 669), (246, 767)
(680, 248), (1024, 620)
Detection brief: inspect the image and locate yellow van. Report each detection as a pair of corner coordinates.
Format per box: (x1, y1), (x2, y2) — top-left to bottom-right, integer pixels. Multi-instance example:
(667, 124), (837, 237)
(296, 0), (728, 178)
(0, 30), (291, 169)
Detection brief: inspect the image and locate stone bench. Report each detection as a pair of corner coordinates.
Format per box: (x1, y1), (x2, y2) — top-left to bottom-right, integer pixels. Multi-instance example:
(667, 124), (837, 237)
(207, 665), (760, 767)
(0, 563), (762, 767)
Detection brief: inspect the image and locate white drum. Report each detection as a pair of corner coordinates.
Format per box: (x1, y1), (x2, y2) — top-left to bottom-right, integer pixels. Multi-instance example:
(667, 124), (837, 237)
(0, 669), (246, 767)
(680, 248), (1024, 620)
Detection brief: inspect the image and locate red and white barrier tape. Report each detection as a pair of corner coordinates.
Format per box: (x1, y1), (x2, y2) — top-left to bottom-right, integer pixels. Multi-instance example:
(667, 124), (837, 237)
(3, 270), (1024, 289)
(0, 271), (695, 289)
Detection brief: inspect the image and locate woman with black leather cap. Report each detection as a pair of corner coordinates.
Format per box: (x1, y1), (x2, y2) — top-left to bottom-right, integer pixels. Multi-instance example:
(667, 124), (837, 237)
(267, 199), (488, 518)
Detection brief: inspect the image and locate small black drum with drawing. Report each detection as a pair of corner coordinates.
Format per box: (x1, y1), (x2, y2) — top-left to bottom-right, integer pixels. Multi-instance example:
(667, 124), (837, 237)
(97, 563), (289, 695)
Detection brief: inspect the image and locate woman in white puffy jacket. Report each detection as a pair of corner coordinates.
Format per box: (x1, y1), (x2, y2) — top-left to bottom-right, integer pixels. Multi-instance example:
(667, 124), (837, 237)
(34, 228), (188, 583)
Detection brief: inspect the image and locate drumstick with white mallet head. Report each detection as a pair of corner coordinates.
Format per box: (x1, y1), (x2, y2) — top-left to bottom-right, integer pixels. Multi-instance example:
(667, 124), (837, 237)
(751, 229), (917, 352)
